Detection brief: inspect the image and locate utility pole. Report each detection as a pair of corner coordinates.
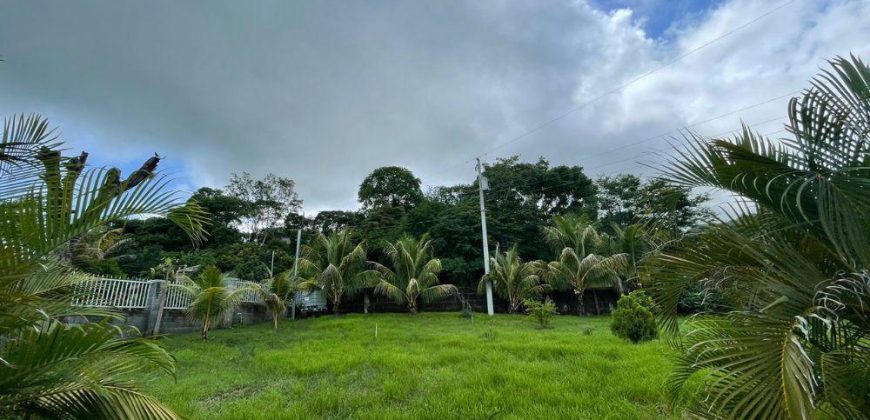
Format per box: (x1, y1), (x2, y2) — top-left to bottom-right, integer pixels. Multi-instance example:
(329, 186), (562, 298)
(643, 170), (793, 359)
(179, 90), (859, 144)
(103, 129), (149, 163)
(477, 158), (495, 316)
(291, 228), (302, 320)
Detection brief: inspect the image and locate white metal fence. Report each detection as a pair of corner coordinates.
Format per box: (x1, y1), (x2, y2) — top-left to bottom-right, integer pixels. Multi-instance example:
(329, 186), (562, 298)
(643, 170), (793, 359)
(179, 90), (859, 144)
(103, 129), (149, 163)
(73, 277), (264, 310)
(72, 278), (150, 309)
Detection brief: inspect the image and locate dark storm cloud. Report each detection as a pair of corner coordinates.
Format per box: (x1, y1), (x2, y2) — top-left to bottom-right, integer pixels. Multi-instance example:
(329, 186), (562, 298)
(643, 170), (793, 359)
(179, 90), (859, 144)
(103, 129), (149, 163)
(1, 0), (867, 212)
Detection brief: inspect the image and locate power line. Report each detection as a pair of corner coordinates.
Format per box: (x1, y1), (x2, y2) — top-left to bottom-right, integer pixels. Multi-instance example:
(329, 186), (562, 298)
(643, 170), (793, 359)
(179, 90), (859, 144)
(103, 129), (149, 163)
(466, 0), (796, 162)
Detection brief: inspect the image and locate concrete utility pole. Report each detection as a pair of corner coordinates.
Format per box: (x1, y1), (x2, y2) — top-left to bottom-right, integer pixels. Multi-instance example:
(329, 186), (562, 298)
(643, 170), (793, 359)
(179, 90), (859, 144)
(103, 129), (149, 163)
(291, 228), (302, 320)
(477, 158), (495, 316)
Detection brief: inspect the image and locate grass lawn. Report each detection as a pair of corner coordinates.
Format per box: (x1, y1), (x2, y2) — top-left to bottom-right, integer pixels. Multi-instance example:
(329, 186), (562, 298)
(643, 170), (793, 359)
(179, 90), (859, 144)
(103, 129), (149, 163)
(144, 313), (698, 419)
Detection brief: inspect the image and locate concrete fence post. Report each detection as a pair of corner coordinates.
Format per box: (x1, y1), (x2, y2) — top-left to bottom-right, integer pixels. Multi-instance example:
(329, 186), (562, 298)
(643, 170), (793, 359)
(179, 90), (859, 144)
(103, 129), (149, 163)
(145, 280), (166, 336)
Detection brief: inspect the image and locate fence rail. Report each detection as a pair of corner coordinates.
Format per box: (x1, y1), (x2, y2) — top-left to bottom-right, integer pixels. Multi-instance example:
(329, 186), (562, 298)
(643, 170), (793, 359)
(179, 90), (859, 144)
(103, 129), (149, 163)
(73, 277), (264, 311)
(73, 278), (150, 309)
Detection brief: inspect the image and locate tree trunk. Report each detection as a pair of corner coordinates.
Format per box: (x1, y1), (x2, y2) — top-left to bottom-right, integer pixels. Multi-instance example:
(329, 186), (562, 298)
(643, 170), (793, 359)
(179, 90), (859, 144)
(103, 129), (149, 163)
(592, 289), (600, 315)
(577, 290), (585, 316)
(272, 313), (278, 330)
(202, 306), (211, 340)
(363, 292), (370, 314)
(332, 291), (342, 315)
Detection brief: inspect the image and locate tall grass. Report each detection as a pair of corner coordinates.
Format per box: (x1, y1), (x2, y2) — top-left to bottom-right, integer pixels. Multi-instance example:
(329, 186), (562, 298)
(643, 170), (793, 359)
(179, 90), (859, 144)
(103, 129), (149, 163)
(144, 313), (699, 419)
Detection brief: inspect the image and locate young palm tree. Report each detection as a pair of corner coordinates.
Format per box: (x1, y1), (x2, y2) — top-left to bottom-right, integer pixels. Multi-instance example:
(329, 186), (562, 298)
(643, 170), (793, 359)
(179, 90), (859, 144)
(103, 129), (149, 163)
(479, 246), (549, 313)
(543, 215), (627, 312)
(648, 55), (869, 419)
(69, 226), (133, 264)
(602, 222), (669, 292)
(170, 265), (251, 340)
(297, 230), (368, 315)
(543, 214), (601, 257)
(369, 234), (458, 313)
(0, 114), (208, 419)
(251, 271), (300, 330)
(545, 246), (625, 314)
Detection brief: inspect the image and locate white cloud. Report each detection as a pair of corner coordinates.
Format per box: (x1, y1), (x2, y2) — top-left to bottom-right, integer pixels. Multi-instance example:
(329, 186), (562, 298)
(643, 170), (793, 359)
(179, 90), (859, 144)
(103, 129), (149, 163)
(0, 0), (867, 214)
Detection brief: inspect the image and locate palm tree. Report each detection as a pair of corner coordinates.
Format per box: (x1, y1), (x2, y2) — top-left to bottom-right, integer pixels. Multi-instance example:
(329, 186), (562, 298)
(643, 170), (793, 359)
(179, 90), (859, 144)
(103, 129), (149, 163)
(170, 265), (251, 340)
(479, 246), (549, 313)
(251, 271), (300, 330)
(0, 114), (208, 419)
(297, 230), (368, 315)
(543, 216), (626, 313)
(602, 222), (669, 292)
(69, 226), (133, 264)
(369, 234), (458, 313)
(544, 214), (601, 257)
(647, 55), (869, 419)
(545, 246), (624, 315)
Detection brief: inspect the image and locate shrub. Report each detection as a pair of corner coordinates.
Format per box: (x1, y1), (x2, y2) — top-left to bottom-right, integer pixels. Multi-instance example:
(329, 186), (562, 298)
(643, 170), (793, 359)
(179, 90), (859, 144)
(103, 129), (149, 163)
(524, 298), (557, 329)
(459, 296), (474, 319)
(610, 291), (658, 343)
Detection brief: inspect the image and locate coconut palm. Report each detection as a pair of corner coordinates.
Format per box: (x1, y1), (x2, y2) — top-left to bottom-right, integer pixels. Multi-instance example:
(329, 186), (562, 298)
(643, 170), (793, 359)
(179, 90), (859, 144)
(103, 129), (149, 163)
(170, 265), (251, 340)
(545, 246), (625, 314)
(647, 55), (869, 419)
(602, 222), (669, 292)
(479, 246), (549, 313)
(543, 214), (601, 257)
(0, 114), (208, 419)
(543, 216), (627, 312)
(250, 271), (300, 330)
(297, 230), (368, 314)
(369, 234), (457, 313)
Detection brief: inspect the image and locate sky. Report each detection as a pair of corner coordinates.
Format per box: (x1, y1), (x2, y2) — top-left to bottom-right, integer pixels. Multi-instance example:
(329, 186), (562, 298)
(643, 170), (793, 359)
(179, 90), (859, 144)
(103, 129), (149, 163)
(1, 0), (868, 214)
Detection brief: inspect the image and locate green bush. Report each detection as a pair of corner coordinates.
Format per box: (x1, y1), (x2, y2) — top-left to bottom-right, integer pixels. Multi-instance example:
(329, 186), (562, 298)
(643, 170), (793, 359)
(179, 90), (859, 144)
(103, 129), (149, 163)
(610, 291), (658, 343)
(524, 298), (557, 329)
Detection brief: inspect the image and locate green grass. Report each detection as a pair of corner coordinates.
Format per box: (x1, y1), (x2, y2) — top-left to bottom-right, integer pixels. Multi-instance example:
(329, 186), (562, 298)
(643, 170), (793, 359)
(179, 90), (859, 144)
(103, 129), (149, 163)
(144, 313), (697, 419)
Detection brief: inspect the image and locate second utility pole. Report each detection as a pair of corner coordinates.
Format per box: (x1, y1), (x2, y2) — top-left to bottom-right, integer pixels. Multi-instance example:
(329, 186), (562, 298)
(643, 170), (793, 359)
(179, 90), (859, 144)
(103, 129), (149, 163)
(477, 158), (494, 316)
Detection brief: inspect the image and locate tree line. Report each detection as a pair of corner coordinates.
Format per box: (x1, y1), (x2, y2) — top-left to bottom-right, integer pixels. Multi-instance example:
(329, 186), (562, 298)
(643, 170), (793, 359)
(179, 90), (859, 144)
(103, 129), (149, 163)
(82, 157), (710, 290)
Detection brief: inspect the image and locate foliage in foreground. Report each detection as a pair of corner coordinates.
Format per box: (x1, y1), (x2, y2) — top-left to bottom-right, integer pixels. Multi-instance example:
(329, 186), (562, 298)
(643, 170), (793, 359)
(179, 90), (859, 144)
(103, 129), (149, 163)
(0, 115), (207, 419)
(648, 55), (870, 419)
(610, 291), (658, 343)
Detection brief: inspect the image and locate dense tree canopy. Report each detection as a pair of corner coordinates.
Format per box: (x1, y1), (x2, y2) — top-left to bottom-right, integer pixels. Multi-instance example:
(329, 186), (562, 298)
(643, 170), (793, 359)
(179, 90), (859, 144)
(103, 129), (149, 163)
(358, 166), (423, 210)
(109, 158), (709, 289)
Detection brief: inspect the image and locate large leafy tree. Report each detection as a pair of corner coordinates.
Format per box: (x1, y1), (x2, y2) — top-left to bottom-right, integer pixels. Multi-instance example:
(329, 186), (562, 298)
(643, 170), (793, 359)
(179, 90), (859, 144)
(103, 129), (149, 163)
(226, 172), (302, 244)
(483, 157), (598, 261)
(369, 234), (458, 313)
(648, 55), (869, 419)
(0, 114), (207, 419)
(297, 230), (368, 314)
(597, 174), (710, 232)
(358, 166), (423, 210)
(479, 246), (549, 313)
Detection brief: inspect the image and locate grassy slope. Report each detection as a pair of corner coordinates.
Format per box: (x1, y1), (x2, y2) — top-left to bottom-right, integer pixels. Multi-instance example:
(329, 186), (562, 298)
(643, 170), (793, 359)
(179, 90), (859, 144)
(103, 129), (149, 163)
(144, 313), (694, 419)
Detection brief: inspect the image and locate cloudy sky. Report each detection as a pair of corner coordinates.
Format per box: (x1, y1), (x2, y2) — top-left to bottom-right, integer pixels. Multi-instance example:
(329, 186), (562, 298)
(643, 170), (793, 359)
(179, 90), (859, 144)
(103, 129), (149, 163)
(1, 0), (868, 213)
